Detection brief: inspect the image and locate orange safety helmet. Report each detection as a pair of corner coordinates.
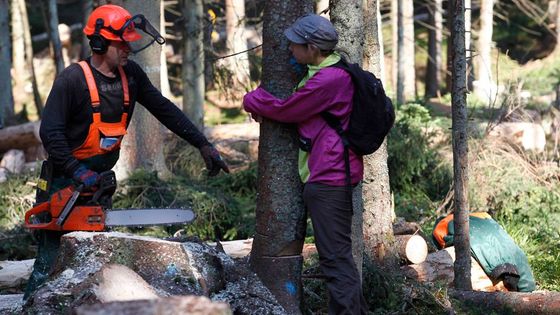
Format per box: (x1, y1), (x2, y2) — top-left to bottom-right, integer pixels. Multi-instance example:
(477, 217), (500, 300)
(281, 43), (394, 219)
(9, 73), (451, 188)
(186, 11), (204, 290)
(83, 4), (141, 42)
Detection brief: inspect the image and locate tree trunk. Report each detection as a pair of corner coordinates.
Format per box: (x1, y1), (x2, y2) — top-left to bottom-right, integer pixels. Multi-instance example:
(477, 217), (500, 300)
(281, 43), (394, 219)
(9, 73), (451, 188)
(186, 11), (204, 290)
(0, 0), (13, 127)
(393, 0), (415, 104)
(80, 0), (93, 60)
(449, 290), (560, 314)
(450, 0), (472, 291)
(330, 0), (365, 280)
(465, 0), (473, 90)
(45, 0), (65, 75)
(11, 0), (25, 112)
(115, 0), (170, 180)
(181, 0), (205, 129)
(160, 0), (172, 99)
(425, 0), (443, 98)
(19, 0), (43, 117)
(224, 0), (250, 89)
(248, 1), (313, 313)
(474, 0), (494, 101)
(362, 0), (397, 270)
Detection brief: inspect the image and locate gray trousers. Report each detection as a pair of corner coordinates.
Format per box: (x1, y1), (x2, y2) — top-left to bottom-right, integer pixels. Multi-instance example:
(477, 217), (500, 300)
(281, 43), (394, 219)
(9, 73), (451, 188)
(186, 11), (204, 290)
(303, 182), (367, 315)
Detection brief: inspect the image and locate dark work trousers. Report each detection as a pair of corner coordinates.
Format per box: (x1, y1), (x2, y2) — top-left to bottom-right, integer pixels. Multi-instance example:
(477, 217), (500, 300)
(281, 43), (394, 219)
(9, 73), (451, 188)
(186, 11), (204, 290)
(303, 182), (368, 315)
(24, 230), (65, 300)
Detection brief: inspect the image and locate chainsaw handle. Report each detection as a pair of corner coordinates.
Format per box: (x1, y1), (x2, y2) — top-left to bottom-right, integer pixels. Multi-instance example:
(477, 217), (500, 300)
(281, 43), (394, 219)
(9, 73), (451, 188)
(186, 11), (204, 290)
(24, 201), (60, 230)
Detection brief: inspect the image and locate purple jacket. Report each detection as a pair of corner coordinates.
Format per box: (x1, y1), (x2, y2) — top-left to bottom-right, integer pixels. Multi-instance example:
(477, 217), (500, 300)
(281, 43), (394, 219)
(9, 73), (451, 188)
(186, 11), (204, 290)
(243, 67), (363, 186)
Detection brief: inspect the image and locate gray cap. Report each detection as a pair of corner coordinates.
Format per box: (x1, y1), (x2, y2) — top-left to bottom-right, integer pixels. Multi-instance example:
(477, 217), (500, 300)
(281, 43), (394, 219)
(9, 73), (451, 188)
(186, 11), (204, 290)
(284, 14), (338, 51)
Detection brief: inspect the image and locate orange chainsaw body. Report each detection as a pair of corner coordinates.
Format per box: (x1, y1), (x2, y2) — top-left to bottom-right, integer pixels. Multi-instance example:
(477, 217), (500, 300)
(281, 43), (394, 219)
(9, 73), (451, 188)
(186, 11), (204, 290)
(24, 186), (107, 231)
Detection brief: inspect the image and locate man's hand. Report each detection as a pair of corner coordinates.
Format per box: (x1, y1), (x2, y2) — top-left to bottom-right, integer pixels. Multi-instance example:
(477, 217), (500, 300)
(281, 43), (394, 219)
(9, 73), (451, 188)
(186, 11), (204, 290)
(72, 165), (100, 188)
(199, 144), (230, 176)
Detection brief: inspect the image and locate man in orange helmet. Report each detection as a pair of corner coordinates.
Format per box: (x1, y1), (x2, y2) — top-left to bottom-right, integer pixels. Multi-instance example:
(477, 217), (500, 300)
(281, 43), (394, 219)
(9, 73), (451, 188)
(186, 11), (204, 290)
(24, 4), (229, 299)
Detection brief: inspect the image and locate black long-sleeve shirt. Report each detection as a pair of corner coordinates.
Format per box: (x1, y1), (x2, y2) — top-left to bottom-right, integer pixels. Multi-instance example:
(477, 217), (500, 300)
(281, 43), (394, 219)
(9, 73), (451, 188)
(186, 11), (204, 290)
(40, 58), (209, 176)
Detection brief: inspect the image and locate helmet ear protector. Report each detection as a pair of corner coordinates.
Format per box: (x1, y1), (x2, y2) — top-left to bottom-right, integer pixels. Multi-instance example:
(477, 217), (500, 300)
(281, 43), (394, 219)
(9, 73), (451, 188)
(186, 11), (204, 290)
(89, 18), (109, 54)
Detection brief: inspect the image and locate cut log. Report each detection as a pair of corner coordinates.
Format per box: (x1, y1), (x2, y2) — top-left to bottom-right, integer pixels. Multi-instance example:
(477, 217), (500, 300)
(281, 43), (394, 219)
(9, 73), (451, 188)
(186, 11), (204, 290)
(449, 289), (560, 315)
(393, 219), (421, 235)
(395, 234), (428, 264)
(0, 259), (34, 289)
(0, 121), (41, 153)
(401, 247), (506, 292)
(75, 296), (232, 315)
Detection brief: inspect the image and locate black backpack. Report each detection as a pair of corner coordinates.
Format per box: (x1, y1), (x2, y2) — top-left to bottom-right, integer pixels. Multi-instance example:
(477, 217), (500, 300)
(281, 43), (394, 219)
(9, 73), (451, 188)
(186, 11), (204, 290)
(322, 58), (395, 156)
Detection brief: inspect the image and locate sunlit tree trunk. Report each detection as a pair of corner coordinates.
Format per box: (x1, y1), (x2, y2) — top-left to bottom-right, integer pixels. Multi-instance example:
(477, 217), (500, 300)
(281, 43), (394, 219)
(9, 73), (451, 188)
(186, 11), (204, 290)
(45, 0), (64, 75)
(331, 0), (365, 280)
(11, 0), (25, 112)
(449, 0), (472, 291)
(0, 0), (13, 127)
(425, 0), (443, 98)
(160, 0), (172, 98)
(393, 0), (415, 104)
(474, 0), (494, 102)
(115, 0), (170, 180)
(224, 0), (250, 89)
(362, 0), (397, 270)
(249, 1), (313, 313)
(181, 0), (205, 129)
(19, 0), (43, 117)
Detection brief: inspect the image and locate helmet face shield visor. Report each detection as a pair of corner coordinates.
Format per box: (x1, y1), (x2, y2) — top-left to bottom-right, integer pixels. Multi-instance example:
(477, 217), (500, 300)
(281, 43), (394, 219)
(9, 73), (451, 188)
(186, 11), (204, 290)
(118, 14), (165, 54)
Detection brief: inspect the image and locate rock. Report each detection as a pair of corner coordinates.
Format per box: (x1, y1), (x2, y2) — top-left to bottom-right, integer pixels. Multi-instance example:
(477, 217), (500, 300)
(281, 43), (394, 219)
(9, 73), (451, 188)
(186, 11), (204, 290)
(23, 232), (287, 315)
(76, 295), (232, 315)
(488, 122), (546, 152)
(0, 294), (24, 314)
(0, 259), (34, 290)
(0, 149), (26, 174)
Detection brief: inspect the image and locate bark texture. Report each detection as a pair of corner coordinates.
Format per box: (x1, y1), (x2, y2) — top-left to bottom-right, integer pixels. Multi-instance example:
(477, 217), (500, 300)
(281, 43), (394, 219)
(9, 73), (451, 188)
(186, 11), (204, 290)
(330, 0), (366, 278)
(425, 0), (443, 98)
(450, 0), (472, 291)
(474, 0), (494, 100)
(224, 0), (250, 88)
(450, 290), (560, 314)
(362, 0), (397, 270)
(45, 0), (64, 75)
(182, 0), (205, 129)
(394, 0), (415, 104)
(19, 0), (43, 116)
(249, 1), (313, 313)
(115, 0), (170, 180)
(0, 0), (13, 127)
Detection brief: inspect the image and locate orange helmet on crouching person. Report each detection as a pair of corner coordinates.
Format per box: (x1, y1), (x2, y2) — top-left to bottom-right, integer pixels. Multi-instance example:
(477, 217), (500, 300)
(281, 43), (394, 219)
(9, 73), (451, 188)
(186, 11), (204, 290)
(83, 4), (165, 54)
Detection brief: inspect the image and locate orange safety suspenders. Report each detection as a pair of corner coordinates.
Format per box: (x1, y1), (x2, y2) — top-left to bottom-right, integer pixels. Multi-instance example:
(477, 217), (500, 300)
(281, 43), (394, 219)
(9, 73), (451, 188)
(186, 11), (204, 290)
(72, 61), (130, 160)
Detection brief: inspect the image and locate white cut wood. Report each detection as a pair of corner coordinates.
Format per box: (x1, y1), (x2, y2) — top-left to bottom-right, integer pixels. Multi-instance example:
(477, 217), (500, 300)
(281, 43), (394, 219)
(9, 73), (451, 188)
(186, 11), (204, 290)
(395, 234), (428, 264)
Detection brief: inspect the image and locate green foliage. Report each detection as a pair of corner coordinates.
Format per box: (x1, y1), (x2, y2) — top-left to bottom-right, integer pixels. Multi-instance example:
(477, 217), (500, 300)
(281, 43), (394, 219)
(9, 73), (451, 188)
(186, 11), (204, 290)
(520, 57), (560, 97)
(112, 166), (256, 241)
(388, 103), (452, 221)
(0, 174), (38, 260)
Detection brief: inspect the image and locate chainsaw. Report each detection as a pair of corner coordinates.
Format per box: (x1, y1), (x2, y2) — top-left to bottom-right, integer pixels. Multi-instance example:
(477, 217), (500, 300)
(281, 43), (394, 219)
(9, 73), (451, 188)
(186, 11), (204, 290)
(24, 170), (195, 231)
